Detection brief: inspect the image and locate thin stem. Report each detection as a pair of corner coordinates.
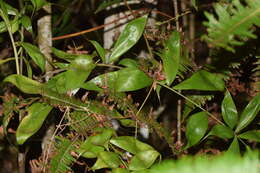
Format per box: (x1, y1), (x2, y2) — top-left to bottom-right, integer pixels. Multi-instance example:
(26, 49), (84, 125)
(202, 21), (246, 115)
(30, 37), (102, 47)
(158, 82), (224, 125)
(8, 30), (20, 75)
(173, 0), (180, 31)
(177, 98), (182, 143)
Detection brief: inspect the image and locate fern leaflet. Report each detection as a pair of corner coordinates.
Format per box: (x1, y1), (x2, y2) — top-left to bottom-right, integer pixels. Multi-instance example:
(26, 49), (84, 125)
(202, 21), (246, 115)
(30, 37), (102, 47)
(202, 0), (260, 52)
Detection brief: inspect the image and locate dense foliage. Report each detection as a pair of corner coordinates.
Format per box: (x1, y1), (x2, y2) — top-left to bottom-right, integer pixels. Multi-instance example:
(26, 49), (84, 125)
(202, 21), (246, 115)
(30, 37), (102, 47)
(0, 0), (259, 172)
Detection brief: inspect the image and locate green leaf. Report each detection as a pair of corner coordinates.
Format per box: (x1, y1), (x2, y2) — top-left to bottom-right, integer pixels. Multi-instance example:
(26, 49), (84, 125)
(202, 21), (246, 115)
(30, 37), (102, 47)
(21, 15), (32, 33)
(119, 58), (139, 68)
(227, 137), (240, 155)
(20, 42), (46, 72)
(92, 151), (121, 170)
(46, 56), (95, 93)
(235, 94), (260, 133)
(90, 40), (106, 62)
(173, 70), (225, 91)
(185, 112), (208, 148)
(16, 103), (52, 144)
(95, 0), (121, 13)
(160, 31), (180, 85)
(4, 74), (43, 94)
(238, 130), (260, 142)
(109, 15), (147, 62)
(30, 0), (47, 10)
(112, 168), (130, 173)
(221, 91), (238, 129)
(82, 67), (152, 92)
(88, 128), (115, 146)
(191, 0), (198, 10)
(78, 141), (104, 158)
(202, 0), (260, 52)
(129, 150), (160, 171)
(110, 136), (154, 154)
(208, 124), (234, 139)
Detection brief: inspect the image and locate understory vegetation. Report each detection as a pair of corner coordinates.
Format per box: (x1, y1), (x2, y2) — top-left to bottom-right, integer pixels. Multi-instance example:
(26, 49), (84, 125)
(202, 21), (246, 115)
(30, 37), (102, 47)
(0, 0), (259, 172)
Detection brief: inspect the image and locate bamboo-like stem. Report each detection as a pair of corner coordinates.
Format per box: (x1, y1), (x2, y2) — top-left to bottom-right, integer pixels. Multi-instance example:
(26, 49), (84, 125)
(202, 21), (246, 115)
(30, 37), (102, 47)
(173, 0), (180, 31)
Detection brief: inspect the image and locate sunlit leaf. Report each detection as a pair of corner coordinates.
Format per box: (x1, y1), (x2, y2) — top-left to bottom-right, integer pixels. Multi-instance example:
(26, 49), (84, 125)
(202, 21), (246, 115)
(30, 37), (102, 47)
(221, 91), (238, 129)
(20, 42), (46, 72)
(90, 40), (106, 62)
(129, 150), (160, 171)
(185, 112), (208, 148)
(173, 70), (225, 91)
(92, 151), (121, 170)
(208, 124), (234, 139)
(238, 130), (260, 142)
(109, 15), (147, 62)
(160, 31), (180, 85)
(235, 94), (260, 133)
(16, 103), (52, 144)
(4, 74), (43, 94)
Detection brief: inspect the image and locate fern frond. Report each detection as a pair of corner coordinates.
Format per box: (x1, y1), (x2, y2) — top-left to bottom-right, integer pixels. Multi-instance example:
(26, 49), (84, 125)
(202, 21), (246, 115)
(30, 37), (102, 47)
(202, 0), (260, 52)
(50, 137), (79, 173)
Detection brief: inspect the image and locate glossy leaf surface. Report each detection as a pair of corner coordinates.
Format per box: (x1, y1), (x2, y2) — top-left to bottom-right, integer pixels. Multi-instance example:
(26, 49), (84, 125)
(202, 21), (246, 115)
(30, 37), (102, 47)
(173, 70), (225, 91)
(20, 42), (46, 72)
(82, 67), (152, 92)
(227, 137), (240, 155)
(161, 31), (180, 85)
(186, 112), (208, 148)
(109, 15), (147, 62)
(221, 91), (238, 129)
(16, 103), (52, 144)
(235, 94), (260, 133)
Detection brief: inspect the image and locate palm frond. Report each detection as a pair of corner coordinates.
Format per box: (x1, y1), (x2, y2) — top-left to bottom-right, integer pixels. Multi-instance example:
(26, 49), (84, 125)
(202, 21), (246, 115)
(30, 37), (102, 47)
(202, 0), (260, 52)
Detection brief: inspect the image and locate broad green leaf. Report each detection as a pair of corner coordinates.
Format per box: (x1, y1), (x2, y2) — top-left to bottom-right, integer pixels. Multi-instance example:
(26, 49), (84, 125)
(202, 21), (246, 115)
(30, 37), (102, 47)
(110, 136), (154, 154)
(227, 137), (240, 155)
(129, 150), (160, 171)
(185, 112), (208, 148)
(112, 168), (130, 173)
(221, 91), (238, 129)
(119, 58), (139, 68)
(235, 94), (260, 133)
(90, 40), (106, 62)
(88, 128), (115, 146)
(115, 67), (153, 92)
(82, 67), (152, 92)
(16, 103), (52, 144)
(78, 141), (104, 158)
(92, 151), (121, 170)
(208, 124), (234, 139)
(46, 56), (95, 93)
(238, 130), (260, 142)
(4, 74), (43, 94)
(0, 17), (20, 34)
(161, 31), (180, 85)
(173, 70), (225, 91)
(0, 1), (18, 16)
(30, 0), (47, 10)
(95, 0), (121, 13)
(20, 42), (46, 72)
(109, 15), (147, 62)
(21, 15), (32, 33)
